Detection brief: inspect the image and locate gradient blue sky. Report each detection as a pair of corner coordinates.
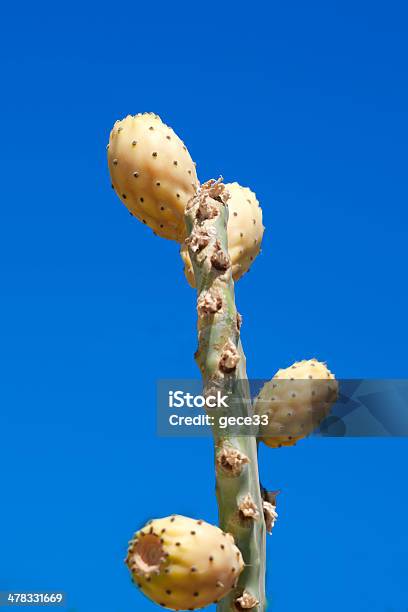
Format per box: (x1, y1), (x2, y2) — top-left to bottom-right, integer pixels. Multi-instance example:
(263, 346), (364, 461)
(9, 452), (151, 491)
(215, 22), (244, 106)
(1, 1), (407, 610)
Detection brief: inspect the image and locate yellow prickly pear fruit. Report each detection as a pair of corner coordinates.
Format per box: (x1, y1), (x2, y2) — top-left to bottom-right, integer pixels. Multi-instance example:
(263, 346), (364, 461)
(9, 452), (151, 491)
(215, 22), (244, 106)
(181, 181), (264, 286)
(126, 515), (244, 610)
(254, 359), (338, 448)
(108, 113), (199, 241)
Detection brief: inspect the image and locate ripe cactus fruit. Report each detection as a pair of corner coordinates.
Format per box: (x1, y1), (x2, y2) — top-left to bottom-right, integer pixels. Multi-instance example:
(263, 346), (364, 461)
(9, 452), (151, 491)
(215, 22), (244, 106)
(126, 515), (244, 610)
(108, 113), (199, 241)
(181, 182), (264, 287)
(254, 359), (338, 448)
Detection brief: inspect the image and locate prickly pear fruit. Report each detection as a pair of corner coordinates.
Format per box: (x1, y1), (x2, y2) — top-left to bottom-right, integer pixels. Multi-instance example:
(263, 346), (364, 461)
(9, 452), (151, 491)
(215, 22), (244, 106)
(254, 359), (338, 448)
(125, 515), (244, 610)
(108, 113), (199, 241)
(181, 182), (264, 286)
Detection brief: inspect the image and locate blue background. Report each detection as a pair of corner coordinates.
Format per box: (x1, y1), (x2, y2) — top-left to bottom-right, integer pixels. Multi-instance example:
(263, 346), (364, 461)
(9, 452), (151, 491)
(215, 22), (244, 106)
(0, 1), (407, 610)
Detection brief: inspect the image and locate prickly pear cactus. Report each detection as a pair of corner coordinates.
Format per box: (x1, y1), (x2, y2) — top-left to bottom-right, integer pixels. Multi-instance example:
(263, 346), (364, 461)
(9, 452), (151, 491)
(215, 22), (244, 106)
(106, 110), (338, 612)
(254, 359), (338, 448)
(108, 113), (199, 241)
(126, 515), (244, 610)
(181, 182), (264, 286)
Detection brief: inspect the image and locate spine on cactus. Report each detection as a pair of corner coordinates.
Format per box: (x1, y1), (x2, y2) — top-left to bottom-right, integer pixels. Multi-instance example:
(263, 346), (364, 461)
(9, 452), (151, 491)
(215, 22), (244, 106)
(184, 179), (266, 611)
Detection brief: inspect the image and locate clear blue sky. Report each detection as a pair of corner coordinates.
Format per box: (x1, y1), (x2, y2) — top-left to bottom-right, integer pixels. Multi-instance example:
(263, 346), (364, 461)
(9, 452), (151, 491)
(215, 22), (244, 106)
(0, 1), (407, 610)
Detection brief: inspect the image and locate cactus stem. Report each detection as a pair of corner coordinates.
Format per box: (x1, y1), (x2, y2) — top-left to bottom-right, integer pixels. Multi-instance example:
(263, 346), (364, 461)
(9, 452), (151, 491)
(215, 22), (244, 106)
(185, 179), (266, 611)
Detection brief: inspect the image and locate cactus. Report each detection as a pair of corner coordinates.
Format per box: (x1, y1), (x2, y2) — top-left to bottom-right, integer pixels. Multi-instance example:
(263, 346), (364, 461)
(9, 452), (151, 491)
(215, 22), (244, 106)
(107, 112), (337, 611)
(126, 515), (244, 610)
(184, 179), (266, 611)
(108, 113), (199, 241)
(181, 182), (264, 287)
(254, 359), (338, 448)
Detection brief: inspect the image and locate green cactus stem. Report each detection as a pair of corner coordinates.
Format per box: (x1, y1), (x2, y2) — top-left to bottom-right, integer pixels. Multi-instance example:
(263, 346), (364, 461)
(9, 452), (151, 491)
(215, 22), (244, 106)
(184, 179), (266, 611)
